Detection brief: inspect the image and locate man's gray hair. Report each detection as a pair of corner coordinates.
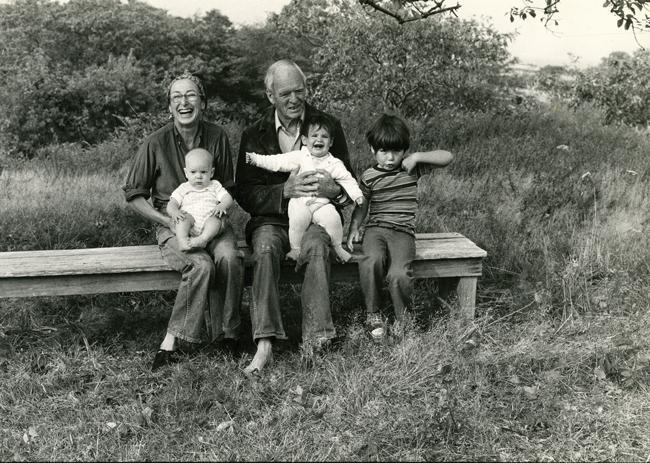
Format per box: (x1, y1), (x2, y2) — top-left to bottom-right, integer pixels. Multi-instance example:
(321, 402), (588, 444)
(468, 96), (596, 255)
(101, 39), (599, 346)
(264, 60), (307, 93)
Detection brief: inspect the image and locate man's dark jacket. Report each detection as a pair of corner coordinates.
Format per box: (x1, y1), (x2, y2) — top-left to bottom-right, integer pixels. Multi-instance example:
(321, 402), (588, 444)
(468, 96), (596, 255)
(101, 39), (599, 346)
(235, 104), (351, 241)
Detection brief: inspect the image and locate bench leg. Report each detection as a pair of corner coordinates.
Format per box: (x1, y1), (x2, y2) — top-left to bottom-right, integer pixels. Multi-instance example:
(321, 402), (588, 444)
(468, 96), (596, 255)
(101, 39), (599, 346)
(438, 276), (477, 319)
(457, 277), (477, 319)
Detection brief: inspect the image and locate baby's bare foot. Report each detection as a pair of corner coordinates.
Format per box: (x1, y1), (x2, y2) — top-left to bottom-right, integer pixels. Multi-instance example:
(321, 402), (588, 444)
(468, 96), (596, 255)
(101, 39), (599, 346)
(285, 249), (301, 261)
(333, 245), (351, 263)
(178, 237), (192, 251)
(188, 236), (208, 249)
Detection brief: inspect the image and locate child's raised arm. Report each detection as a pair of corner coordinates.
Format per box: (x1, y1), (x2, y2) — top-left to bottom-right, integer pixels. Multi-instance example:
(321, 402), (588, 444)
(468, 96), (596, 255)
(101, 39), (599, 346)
(402, 150), (453, 174)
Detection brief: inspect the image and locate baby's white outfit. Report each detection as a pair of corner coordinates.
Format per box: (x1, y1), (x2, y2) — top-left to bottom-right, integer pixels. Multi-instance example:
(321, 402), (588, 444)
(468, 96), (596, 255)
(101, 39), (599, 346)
(170, 180), (228, 236)
(248, 147), (363, 258)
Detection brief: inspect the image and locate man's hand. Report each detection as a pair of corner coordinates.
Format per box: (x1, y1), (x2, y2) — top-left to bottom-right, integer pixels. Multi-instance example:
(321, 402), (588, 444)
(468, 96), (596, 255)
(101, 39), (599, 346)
(314, 169), (342, 199)
(346, 226), (362, 252)
(283, 168), (320, 198)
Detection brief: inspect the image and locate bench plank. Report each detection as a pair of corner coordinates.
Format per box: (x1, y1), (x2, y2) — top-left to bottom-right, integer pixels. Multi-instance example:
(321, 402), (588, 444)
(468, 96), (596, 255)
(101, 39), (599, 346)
(0, 234), (486, 278)
(0, 233), (486, 313)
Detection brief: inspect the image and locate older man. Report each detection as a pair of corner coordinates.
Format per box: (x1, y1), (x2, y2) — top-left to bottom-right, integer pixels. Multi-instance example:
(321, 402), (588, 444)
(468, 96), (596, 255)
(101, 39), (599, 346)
(236, 60), (352, 374)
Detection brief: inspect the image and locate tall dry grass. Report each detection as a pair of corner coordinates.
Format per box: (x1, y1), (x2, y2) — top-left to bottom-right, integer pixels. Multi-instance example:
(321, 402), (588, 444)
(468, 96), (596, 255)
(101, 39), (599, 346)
(1, 102), (650, 460)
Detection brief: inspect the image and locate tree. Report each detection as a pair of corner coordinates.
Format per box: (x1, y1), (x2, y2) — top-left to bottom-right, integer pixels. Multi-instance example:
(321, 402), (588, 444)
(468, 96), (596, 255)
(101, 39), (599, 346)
(297, 1), (511, 118)
(0, 0), (238, 154)
(571, 50), (650, 126)
(359, 0), (650, 31)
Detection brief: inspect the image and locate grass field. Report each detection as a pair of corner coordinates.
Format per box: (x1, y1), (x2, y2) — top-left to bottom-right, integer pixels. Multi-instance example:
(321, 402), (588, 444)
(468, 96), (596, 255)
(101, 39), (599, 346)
(1, 102), (649, 461)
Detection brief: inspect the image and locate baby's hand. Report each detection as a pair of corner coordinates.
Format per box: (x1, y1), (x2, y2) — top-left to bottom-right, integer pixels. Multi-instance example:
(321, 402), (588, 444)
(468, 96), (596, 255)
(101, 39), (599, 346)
(245, 152), (259, 164)
(401, 154), (418, 174)
(211, 204), (228, 218)
(354, 197), (364, 206)
(171, 210), (187, 224)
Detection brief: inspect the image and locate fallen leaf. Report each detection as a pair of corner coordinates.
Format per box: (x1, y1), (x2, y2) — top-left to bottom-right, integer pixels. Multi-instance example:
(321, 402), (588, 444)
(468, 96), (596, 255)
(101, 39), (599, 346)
(522, 385), (539, 399)
(594, 366), (607, 381)
(106, 422), (117, 429)
(509, 374), (521, 385)
(216, 420), (233, 432)
(141, 407), (154, 426)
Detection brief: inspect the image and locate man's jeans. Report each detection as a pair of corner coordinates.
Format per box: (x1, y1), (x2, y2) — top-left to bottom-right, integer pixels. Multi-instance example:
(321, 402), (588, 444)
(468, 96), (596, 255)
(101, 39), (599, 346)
(250, 224), (336, 342)
(358, 227), (415, 321)
(157, 223), (244, 343)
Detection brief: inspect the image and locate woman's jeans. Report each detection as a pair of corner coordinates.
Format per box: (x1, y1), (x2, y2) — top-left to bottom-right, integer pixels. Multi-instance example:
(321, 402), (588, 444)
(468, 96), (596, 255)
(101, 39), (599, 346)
(249, 223), (336, 343)
(157, 223), (244, 343)
(358, 227), (415, 321)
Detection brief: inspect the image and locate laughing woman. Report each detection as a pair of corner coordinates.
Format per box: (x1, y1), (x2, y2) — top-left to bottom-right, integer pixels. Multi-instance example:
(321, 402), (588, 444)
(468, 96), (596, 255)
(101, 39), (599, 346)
(122, 72), (244, 371)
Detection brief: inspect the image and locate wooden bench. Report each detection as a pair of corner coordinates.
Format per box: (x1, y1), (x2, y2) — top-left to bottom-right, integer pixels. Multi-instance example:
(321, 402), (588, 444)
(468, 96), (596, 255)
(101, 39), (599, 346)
(0, 233), (486, 317)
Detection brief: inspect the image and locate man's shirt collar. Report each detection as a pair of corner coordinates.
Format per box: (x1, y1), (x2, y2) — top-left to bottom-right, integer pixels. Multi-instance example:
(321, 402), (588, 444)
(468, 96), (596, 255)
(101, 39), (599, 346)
(274, 110), (303, 135)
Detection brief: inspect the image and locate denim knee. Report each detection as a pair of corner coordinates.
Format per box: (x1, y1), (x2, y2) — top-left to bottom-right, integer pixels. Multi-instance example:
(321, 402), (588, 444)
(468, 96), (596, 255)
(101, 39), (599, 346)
(191, 254), (215, 279)
(301, 232), (329, 257)
(386, 264), (412, 286)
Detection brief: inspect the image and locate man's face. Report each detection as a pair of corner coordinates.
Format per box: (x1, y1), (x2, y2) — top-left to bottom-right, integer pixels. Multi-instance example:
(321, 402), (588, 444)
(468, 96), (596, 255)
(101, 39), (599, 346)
(267, 66), (306, 124)
(301, 124), (333, 158)
(183, 154), (213, 189)
(169, 79), (203, 128)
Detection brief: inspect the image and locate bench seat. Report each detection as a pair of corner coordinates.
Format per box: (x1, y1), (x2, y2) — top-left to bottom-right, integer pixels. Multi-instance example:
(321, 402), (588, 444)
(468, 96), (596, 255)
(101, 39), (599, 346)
(0, 232), (486, 317)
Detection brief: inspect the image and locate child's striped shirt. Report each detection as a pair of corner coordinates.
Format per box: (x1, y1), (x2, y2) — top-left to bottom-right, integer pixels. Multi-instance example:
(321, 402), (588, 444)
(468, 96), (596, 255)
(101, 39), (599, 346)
(359, 165), (421, 236)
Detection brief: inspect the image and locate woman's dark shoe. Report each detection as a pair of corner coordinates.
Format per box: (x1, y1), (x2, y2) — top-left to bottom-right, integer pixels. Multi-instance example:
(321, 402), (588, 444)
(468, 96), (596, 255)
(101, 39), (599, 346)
(151, 349), (181, 372)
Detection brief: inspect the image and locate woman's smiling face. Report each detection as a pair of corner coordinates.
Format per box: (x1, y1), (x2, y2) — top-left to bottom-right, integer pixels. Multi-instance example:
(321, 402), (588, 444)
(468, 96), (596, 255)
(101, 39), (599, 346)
(168, 79), (203, 128)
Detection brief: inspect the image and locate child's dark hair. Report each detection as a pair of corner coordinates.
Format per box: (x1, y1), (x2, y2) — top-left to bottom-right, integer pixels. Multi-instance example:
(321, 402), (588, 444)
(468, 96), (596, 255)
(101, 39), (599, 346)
(366, 114), (410, 152)
(300, 112), (336, 139)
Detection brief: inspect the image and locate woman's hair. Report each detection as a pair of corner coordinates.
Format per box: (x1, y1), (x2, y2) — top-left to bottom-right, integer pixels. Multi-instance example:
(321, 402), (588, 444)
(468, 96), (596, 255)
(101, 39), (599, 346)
(366, 114), (410, 152)
(300, 112), (336, 139)
(166, 71), (207, 108)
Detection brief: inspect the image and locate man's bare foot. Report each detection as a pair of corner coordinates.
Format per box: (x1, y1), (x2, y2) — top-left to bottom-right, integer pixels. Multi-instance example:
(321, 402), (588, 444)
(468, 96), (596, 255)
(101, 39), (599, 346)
(285, 249), (301, 261)
(188, 236), (208, 249)
(178, 237), (192, 251)
(333, 245), (351, 263)
(244, 338), (273, 375)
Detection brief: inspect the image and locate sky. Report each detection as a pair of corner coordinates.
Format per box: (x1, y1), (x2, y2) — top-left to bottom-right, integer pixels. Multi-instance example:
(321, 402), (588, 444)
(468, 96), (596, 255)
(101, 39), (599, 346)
(143, 0), (650, 68)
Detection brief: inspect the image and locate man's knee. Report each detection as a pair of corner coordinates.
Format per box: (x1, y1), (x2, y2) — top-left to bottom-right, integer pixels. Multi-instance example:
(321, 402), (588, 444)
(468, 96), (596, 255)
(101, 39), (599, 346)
(252, 227), (285, 260)
(301, 226), (330, 257)
(190, 254), (215, 278)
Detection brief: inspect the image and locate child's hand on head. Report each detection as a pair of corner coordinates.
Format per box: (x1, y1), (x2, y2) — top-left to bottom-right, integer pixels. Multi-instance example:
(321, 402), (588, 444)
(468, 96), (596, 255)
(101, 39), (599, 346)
(401, 154), (418, 174)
